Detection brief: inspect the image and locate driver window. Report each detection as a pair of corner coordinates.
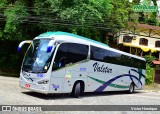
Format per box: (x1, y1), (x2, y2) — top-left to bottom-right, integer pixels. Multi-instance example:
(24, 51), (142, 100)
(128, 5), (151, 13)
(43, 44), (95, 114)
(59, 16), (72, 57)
(52, 44), (67, 71)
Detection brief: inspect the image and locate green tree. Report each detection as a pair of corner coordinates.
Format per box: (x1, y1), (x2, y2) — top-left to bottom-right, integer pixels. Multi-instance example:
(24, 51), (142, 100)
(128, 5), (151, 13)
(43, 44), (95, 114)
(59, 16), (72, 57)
(109, 0), (134, 30)
(132, 0), (158, 25)
(0, 1), (29, 40)
(146, 63), (154, 84)
(144, 55), (155, 84)
(0, 0), (137, 41)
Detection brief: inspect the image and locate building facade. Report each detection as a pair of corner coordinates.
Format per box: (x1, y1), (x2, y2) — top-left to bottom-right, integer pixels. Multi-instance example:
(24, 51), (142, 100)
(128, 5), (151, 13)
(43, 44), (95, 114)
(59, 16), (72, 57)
(118, 23), (160, 59)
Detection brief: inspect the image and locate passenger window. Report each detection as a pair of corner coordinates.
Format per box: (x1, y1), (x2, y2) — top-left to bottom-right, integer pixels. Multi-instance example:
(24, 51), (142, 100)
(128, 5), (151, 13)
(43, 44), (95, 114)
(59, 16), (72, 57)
(65, 43), (89, 65)
(53, 43), (89, 71)
(90, 45), (146, 69)
(90, 46), (106, 61)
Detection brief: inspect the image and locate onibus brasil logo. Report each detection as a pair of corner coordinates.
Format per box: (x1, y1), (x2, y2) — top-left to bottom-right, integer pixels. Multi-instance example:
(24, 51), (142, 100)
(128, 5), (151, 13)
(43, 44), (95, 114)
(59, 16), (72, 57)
(133, 0), (158, 12)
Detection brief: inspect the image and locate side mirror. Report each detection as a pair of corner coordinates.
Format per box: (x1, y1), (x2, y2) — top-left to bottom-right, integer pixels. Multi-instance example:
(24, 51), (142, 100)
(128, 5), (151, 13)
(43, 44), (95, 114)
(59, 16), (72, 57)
(47, 40), (54, 53)
(18, 40), (32, 52)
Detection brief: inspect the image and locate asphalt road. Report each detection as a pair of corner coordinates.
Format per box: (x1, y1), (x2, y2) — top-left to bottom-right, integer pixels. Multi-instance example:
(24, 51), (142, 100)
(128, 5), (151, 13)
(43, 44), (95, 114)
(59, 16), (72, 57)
(0, 76), (160, 113)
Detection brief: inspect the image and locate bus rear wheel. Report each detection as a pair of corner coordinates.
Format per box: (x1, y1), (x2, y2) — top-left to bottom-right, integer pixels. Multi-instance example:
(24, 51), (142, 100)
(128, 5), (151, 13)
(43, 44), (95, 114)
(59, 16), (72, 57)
(71, 82), (81, 98)
(128, 82), (135, 94)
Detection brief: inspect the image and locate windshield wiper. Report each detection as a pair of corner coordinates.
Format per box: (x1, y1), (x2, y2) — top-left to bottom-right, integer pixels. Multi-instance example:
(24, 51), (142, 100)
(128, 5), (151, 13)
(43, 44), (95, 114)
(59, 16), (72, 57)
(23, 68), (32, 73)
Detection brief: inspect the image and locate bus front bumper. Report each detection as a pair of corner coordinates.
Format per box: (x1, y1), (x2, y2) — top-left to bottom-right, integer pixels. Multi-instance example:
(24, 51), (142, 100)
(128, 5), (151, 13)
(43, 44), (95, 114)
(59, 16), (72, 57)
(19, 79), (50, 94)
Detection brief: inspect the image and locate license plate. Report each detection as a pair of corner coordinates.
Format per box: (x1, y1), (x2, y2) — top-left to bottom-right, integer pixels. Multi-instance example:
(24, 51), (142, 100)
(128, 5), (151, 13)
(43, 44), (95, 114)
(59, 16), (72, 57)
(25, 84), (30, 88)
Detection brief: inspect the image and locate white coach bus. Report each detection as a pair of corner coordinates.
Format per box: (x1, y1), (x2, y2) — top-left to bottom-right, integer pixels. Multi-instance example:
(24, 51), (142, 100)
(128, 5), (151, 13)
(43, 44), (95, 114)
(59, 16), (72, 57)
(18, 31), (146, 98)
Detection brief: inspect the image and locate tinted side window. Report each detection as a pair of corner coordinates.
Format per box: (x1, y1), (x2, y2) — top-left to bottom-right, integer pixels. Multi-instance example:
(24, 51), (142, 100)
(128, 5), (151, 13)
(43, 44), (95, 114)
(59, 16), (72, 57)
(66, 43), (89, 65)
(90, 45), (146, 69)
(53, 43), (89, 71)
(134, 58), (146, 69)
(90, 46), (121, 64)
(104, 49), (122, 65)
(90, 46), (106, 62)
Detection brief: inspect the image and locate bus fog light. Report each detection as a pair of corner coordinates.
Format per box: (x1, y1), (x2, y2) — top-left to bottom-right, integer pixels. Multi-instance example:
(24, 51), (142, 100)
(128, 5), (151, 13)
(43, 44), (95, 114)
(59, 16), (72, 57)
(37, 80), (49, 84)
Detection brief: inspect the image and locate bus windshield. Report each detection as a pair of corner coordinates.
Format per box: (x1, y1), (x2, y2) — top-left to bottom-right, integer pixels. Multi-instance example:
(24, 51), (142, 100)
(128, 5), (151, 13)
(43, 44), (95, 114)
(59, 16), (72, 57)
(22, 39), (55, 73)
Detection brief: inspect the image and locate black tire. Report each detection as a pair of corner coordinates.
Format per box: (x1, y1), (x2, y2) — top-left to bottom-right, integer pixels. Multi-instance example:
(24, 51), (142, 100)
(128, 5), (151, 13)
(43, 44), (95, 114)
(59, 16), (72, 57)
(71, 82), (81, 98)
(128, 82), (135, 94)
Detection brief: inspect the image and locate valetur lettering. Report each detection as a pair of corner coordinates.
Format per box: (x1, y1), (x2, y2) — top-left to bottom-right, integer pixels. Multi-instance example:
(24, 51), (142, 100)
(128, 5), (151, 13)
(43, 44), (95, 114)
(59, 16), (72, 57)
(93, 62), (112, 73)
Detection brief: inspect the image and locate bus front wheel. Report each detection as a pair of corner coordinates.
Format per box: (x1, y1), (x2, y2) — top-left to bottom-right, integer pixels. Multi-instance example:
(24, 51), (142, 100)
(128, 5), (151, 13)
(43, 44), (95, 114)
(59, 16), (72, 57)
(128, 82), (135, 94)
(71, 82), (81, 98)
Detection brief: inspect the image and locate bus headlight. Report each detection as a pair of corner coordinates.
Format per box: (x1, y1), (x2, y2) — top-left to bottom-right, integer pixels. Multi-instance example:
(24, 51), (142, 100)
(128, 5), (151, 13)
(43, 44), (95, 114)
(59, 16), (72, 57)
(37, 80), (49, 84)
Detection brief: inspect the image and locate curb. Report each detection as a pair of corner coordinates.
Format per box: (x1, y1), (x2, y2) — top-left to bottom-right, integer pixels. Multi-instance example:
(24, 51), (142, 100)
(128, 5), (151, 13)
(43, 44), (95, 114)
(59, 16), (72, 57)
(142, 90), (160, 92)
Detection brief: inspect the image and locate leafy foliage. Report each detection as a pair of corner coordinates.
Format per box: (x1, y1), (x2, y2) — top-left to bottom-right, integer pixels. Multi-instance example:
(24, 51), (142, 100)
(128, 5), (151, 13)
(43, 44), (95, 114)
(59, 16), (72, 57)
(0, 0), (136, 41)
(109, 0), (133, 30)
(2, 1), (29, 40)
(146, 63), (154, 84)
(0, 0), (7, 7)
(134, 0), (158, 25)
(144, 55), (156, 64)
(144, 55), (156, 85)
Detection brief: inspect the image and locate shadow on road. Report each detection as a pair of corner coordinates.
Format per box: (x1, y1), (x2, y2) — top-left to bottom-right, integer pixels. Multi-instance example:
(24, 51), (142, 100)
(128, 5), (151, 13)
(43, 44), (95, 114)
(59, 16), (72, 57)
(22, 90), (144, 100)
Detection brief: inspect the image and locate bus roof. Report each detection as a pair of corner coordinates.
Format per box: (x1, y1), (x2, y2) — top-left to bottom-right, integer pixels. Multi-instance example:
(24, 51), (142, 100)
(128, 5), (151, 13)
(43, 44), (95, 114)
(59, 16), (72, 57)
(37, 31), (109, 48)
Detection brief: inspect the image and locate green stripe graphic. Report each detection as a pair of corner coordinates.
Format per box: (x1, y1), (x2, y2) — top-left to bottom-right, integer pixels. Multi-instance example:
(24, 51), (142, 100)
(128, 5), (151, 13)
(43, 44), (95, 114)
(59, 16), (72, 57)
(88, 76), (129, 89)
